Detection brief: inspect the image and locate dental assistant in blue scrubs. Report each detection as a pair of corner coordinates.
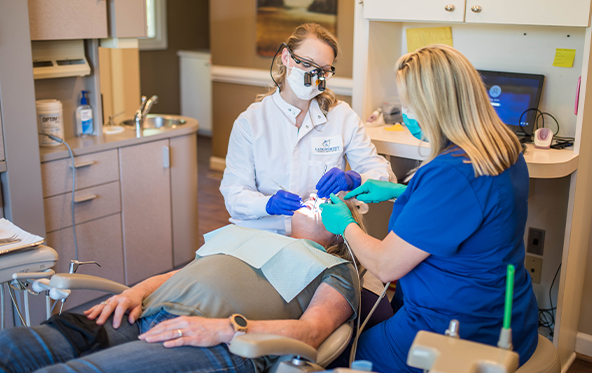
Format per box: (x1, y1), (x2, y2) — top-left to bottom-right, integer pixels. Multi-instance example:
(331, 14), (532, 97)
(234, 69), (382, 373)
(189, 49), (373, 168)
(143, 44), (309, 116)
(321, 45), (539, 372)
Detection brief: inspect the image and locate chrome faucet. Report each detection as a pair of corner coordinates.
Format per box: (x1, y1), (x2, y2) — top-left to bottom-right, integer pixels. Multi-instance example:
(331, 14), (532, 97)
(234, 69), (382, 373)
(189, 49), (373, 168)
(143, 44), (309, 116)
(134, 95), (158, 137)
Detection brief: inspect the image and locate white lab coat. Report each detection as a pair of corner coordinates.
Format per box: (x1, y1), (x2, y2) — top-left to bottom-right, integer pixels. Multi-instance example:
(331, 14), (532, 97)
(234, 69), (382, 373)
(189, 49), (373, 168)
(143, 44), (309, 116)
(220, 90), (396, 235)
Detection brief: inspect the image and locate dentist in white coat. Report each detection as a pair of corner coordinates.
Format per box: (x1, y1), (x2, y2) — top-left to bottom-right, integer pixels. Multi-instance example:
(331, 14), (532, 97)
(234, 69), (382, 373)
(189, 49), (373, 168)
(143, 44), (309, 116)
(221, 23), (395, 235)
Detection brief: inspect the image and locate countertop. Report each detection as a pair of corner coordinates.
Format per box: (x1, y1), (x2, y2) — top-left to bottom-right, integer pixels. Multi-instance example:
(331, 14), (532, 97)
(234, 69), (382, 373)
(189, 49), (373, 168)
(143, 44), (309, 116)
(365, 124), (579, 179)
(39, 115), (199, 162)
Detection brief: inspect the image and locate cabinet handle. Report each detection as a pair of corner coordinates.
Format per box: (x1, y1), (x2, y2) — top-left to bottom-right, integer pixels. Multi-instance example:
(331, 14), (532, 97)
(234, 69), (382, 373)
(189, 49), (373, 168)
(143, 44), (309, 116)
(163, 146), (170, 169)
(471, 5), (482, 13)
(444, 4), (455, 12)
(74, 194), (98, 203)
(72, 160), (96, 169)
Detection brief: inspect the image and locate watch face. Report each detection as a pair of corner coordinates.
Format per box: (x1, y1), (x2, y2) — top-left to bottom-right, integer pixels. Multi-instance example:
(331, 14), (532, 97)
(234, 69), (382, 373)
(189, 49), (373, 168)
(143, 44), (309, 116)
(234, 315), (247, 327)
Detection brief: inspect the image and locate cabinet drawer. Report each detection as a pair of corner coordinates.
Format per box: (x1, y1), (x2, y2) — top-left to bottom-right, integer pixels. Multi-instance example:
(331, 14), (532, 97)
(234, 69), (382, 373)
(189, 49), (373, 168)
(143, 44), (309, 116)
(41, 149), (119, 197)
(44, 181), (121, 233)
(46, 214), (124, 309)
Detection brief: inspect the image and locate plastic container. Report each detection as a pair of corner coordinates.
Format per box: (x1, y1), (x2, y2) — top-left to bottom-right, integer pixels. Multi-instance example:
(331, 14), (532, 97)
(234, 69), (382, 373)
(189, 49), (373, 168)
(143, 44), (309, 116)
(76, 90), (94, 137)
(351, 360), (373, 371)
(35, 99), (64, 147)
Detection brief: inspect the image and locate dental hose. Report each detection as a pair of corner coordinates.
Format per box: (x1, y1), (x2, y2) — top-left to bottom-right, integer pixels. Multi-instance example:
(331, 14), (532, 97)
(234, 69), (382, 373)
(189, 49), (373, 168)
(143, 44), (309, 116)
(39, 133), (79, 261)
(342, 234), (391, 366)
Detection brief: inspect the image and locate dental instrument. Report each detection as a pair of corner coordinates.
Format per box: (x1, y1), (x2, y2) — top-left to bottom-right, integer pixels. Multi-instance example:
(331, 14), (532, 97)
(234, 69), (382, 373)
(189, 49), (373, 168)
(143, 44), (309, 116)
(272, 180), (290, 193)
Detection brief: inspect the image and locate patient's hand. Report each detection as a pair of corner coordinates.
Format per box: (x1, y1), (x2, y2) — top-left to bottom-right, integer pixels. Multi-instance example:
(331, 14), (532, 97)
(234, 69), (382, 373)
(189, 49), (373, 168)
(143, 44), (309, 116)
(138, 316), (234, 348)
(84, 288), (144, 328)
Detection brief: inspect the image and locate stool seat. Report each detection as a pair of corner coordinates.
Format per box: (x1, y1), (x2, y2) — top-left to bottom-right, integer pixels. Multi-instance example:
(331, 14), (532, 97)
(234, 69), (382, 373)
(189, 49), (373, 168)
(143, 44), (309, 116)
(516, 334), (560, 373)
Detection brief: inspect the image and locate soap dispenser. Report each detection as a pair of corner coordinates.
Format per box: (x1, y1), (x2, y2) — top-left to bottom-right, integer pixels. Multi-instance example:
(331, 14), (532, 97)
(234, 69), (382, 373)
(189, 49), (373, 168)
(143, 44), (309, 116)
(76, 90), (94, 137)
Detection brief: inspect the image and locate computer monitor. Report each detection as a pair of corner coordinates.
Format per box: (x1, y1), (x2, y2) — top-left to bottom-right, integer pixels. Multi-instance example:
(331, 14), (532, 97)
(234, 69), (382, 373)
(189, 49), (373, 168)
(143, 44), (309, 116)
(478, 70), (545, 137)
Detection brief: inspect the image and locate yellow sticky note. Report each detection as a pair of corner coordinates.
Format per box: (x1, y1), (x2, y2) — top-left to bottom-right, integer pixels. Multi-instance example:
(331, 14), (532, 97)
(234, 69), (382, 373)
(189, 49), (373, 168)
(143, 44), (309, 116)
(406, 27), (453, 53)
(385, 124), (405, 131)
(553, 48), (576, 68)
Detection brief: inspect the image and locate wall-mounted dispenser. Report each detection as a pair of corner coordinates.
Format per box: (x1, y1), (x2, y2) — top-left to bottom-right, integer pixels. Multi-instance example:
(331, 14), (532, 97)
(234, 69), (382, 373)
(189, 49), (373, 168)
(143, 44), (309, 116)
(32, 40), (91, 80)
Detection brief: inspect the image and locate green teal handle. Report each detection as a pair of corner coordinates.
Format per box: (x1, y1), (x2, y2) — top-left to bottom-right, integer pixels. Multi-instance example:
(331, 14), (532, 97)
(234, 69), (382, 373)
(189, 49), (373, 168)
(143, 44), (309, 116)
(503, 265), (515, 330)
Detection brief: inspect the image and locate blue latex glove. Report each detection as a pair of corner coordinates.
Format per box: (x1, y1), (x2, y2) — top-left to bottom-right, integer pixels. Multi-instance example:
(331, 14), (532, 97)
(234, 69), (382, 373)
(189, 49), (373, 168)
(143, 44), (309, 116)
(316, 168), (362, 198)
(320, 194), (357, 235)
(345, 179), (408, 203)
(266, 190), (303, 216)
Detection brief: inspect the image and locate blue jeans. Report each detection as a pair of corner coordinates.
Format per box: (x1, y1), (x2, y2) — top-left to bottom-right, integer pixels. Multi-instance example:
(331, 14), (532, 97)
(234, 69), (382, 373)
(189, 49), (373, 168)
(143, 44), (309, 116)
(0, 310), (257, 373)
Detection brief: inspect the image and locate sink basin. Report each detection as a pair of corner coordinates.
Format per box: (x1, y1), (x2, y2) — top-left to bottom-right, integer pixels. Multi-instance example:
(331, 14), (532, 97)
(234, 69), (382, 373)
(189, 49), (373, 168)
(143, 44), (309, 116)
(121, 114), (187, 129)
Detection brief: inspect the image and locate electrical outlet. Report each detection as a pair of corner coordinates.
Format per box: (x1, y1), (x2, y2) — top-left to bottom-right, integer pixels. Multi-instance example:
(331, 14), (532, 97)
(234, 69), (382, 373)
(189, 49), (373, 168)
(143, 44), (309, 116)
(526, 228), (546, 256)
(525, 255), (543, 284)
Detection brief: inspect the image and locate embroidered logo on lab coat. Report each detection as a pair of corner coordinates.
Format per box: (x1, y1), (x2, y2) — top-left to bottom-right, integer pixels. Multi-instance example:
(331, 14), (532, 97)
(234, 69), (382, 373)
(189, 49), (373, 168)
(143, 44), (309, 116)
(312, 136), (342, 155)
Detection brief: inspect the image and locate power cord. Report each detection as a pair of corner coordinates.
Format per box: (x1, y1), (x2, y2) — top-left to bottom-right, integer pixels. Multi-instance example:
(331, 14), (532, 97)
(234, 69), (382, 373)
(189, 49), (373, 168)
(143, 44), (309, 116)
(518, 109), (574, 149)
(538, 263), (561, 337)
(342, 235), (391, 366)
(38, 133), (79, 261)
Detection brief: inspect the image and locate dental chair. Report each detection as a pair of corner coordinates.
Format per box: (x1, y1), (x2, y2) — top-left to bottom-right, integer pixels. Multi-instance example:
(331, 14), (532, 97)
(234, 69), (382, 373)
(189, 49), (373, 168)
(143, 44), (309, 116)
(43, 273), (355, 373)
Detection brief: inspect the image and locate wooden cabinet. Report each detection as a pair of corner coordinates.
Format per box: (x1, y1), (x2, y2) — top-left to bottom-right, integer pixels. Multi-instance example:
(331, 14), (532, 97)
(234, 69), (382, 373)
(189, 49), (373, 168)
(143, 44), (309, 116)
(363, 0), (591, 27)
(107, 0), (148, 38)
(28, 0), (108, 40)
(40, 133), (198, 307)
(119, 139), (173, 285)
(46, 214), (125, 309)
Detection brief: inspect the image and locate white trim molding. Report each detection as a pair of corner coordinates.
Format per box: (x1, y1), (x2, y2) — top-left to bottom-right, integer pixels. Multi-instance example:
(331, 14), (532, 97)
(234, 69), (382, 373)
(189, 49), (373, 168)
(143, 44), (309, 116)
(139, 0), (167, 51)
(576, 332), (592, 358)
(211, 65), (353, 97)
(209, 156), (226, 172)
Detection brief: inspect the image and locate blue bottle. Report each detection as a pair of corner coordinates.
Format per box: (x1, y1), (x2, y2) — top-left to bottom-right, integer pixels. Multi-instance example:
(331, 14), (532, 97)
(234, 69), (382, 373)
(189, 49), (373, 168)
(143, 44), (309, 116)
(76, 91), (94, 137)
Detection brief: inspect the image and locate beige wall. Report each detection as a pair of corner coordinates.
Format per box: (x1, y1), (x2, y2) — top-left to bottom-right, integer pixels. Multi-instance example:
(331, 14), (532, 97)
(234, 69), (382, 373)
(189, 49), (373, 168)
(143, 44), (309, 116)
(210, 1), (354, 76)
(139, 0), (209, 115)
(579, 224), (592, 334)
(210, 1), (355, 159)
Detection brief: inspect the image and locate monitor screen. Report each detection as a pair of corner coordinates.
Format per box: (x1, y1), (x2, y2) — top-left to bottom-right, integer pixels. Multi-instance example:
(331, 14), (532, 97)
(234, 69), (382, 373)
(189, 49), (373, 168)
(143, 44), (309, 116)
(478, 70), (545, 136)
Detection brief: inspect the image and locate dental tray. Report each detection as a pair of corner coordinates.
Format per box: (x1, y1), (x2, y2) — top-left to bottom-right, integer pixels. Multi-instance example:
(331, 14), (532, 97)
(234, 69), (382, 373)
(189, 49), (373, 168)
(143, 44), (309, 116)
(0, 239), (45, 257)
(0, 218), (45, 257)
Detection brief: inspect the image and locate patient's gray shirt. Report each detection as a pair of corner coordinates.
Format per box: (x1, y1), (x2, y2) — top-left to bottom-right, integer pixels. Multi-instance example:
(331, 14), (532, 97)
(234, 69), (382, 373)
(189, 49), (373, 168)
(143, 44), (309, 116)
(140, 242), (359, 372)
(141, 254), (358, 321)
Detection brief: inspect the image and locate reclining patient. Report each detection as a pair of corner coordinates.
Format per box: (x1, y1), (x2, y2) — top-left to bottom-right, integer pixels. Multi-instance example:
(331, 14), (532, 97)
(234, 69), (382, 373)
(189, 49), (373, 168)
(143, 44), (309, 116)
(0, 197), (362, 373)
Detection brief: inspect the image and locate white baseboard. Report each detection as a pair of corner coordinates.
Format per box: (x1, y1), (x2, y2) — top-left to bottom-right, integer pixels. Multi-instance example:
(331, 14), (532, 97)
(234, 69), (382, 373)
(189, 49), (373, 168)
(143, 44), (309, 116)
(209, 156), (226, 172)
(576, 332), (592, 358)
(561, 351), (577, 373)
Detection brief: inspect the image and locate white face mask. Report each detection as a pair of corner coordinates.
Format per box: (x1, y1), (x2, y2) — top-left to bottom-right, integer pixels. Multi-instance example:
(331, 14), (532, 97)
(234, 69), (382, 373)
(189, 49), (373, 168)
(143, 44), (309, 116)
(286, 66), (322, 100)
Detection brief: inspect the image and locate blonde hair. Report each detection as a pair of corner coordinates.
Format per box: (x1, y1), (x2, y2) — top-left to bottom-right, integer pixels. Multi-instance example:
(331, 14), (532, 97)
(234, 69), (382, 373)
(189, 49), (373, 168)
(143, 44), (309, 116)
(325, 200), (366, 269)
(395, 44), (522, 177)
(257, 23), (340, 114)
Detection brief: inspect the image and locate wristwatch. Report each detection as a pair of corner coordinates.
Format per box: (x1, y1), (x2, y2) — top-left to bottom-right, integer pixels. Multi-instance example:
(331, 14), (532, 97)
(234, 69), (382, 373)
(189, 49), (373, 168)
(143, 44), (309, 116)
(229, 314), (249, 342)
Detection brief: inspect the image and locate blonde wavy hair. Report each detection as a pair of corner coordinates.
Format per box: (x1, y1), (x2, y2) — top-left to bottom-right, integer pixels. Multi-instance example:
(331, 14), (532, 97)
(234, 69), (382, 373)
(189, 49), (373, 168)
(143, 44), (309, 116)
(325, 199), (366, 269)
(395, 44), (522, 177)
(257, 23), (340, 114)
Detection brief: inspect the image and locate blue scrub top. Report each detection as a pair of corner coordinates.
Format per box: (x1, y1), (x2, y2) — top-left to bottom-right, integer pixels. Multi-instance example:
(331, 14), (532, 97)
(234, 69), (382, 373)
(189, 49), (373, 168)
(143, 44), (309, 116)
(356, 147), (538, 373)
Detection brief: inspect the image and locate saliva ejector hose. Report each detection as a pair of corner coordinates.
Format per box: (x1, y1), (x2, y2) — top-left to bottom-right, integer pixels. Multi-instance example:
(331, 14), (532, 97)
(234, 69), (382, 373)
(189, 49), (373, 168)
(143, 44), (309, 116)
(498, 264), (515, 350)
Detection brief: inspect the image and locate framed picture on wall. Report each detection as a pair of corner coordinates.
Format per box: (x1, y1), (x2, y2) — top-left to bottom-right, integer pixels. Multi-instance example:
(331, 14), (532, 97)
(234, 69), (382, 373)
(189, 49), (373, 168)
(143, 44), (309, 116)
(257, 0), (337, 57)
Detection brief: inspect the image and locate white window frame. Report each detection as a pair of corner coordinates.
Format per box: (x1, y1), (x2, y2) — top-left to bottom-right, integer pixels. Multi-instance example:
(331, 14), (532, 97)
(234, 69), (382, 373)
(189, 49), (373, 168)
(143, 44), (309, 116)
(139, 0), (168, 51)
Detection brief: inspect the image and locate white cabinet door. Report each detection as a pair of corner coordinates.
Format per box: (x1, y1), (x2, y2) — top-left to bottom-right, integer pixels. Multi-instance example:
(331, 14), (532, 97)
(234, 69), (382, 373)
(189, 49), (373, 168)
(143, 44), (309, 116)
(119, 139), (173, 285)
(465, 0), (591, 27)
(364, 0), (466, 23)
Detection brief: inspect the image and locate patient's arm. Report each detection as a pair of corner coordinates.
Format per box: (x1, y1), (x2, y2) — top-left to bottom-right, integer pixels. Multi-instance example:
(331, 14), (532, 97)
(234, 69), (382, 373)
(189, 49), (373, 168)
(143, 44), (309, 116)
(84, 270), (180, 328)
(138, 282), (353, 349)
